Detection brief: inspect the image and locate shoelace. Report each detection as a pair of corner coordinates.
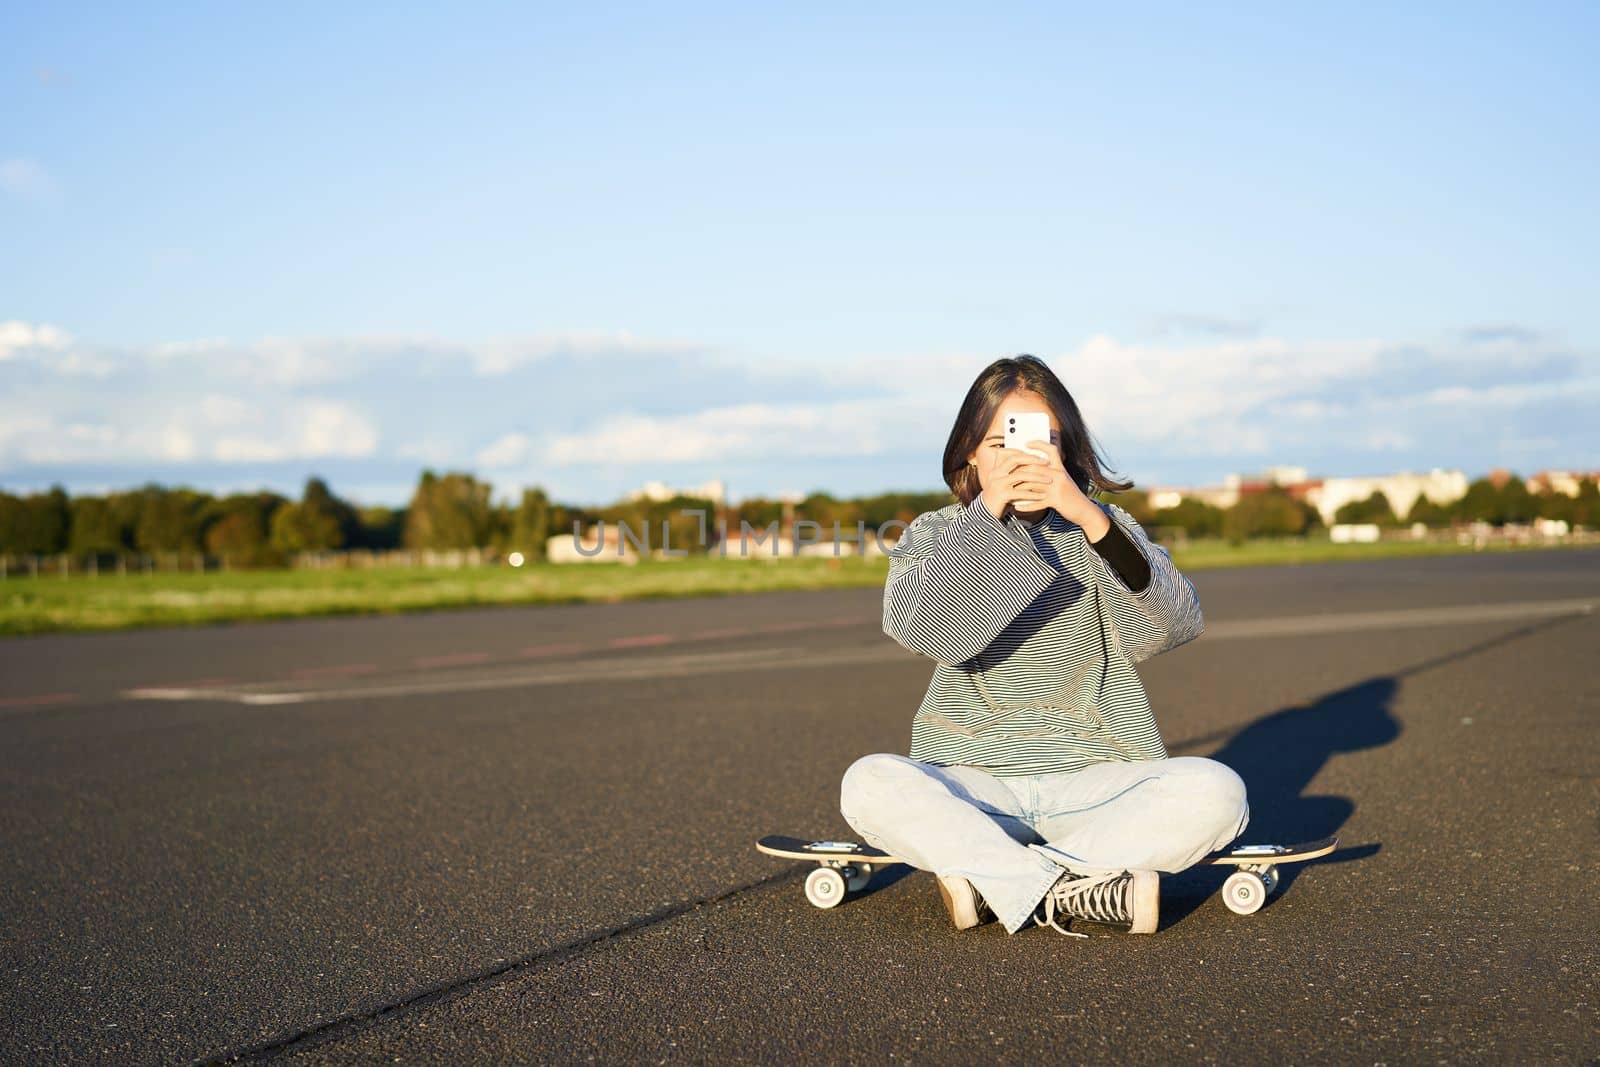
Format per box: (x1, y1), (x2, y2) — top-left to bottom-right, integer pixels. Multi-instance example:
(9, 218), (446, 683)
(1037, 869), (1132, 937)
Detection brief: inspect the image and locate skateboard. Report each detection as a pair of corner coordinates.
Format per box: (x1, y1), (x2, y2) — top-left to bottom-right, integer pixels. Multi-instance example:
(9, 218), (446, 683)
(756, 833), (1338, 915)
(756, 836), (897, 909)
(1203, 835), (1338, 914)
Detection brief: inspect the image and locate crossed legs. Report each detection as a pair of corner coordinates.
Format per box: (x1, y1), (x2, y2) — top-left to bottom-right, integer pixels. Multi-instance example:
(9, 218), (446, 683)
(839, 753), (1249, 933)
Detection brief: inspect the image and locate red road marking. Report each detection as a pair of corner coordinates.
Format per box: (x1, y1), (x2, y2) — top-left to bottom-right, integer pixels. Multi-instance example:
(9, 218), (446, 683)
(518, 642), (588, 658)
(688, 627), (750, 640)
(608, 633), (674, 648)
(0, 692), (77, 709)
(414, 652), (493, 669)
(292, 663), (379, 679)
(753, 620), (815, 634)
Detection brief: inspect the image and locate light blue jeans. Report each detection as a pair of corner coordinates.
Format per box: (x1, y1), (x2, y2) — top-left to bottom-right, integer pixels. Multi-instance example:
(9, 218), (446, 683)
(839, 753), (1250, 933)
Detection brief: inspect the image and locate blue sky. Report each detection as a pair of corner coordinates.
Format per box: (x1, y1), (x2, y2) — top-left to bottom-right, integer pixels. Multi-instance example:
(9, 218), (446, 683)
(3, 2), (1596, 506)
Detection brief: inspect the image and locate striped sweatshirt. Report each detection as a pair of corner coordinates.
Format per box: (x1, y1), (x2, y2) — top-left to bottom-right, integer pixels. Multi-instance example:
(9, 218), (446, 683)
(882, 490), (1206, 777)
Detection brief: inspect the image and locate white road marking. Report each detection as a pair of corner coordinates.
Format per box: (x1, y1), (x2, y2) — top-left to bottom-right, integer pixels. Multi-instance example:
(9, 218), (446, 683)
(123, 646), (895, 705)
(1198, 597), (1596, 640)
(118, 597), (1597, 705)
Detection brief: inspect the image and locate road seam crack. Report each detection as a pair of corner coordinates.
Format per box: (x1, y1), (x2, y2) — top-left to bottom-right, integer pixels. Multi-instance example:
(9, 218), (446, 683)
(193, 867), (806, 1064)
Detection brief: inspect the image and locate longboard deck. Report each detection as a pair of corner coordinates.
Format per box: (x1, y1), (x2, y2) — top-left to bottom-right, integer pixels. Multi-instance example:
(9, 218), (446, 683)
(1203, 834), (1338, 867)
(756, 833), (1339, 868)
(757, 835), (900, 864)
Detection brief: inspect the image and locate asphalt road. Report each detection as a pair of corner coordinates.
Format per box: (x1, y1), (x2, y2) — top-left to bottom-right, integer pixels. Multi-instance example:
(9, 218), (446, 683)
(2, 549), (1597, 1064)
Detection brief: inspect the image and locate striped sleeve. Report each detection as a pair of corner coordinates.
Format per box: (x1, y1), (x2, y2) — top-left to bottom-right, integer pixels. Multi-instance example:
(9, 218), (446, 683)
(882, 491), (1061, 665)
(1084, 501), (1205, 665)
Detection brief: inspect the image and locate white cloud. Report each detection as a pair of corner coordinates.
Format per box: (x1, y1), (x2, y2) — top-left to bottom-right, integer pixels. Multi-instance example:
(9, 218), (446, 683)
(161, 424), (197, 461)
(1, 322), (1593, 498)
(1496, 434), (1561, 454)
(298, 400), (378, 456)
(470, 330), (709, 377)
(396, 439), (461, 465)
(65, 422), (117, 445)
(0, 377), (378, 467)
(1148, 313), (1262, 340)
(190, 398), (378, 463)
(1362, 428), (1414, 451)
(212, 437), (288, 463)
(0, 320), (72, 359)
(0, 413), (52, 457)
(0, 321), (116, 376)
(1058, 333), (1388, 441)
(143, 332), (447, 387)
(1415, 379), (1597, 410)
(0, 158), (58, 202)
(476, 432), (533, 467)
(540, 399), (912, 467)
(200, 393), (254, 425)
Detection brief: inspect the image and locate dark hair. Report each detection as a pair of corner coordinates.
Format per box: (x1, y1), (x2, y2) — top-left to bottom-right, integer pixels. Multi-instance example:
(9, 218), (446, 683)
(942, 354), (1135, 506)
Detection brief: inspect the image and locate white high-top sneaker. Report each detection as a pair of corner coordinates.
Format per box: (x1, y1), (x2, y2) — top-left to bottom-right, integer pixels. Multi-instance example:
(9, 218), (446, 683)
(935, 873), (996, 930)
(1035, 867), (1159, 936)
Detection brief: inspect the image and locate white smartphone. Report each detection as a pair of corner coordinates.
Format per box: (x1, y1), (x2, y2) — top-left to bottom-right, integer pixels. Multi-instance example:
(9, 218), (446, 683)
(1004, 411), (1052, 459)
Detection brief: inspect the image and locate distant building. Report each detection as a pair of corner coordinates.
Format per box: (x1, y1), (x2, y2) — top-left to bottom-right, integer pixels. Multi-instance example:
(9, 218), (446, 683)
(1145, 467), (1471, 525)
(1254, 465), (1309, 485)
(547, 523), (640, 564)
(1146, 481), (1241, 512)
(1527, 469), (1600, 496)
(720, 524), (799, 559)
(1145, 488), (1181, 511)
(630, 478), (726, 504)
(1304, 469), (1470, 525)
(1329, 523), (1382, 543)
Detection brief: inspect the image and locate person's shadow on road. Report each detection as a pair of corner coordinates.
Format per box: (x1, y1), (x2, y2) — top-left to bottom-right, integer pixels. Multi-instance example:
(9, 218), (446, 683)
(1158, 611), (1586, 926)
(1159, 676), (1400, 922)
(1216, 676), (1400, 843)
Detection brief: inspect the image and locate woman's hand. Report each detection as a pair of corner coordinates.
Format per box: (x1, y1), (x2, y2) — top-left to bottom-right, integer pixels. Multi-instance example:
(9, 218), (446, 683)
(974, 444), (1049, 520)
(991, 440), (1100, 527)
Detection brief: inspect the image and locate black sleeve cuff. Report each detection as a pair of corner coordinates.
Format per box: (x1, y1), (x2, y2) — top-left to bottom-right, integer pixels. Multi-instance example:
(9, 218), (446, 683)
(1087, 516), (1152, 594)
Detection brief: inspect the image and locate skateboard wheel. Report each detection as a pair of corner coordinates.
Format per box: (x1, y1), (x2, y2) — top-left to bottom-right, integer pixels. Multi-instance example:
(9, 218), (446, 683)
(1261, 866), (1280, 894)
(1222, 870), (1266, 915)
(844, 863), (872, 892)
(805, 867), (847, 908)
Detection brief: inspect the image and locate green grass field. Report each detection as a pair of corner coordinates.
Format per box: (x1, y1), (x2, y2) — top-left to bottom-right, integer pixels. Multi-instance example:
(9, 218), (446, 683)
(0, 537), (1585, 637)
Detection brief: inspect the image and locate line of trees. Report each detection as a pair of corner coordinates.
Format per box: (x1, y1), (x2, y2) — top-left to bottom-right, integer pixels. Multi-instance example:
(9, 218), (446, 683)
(0, 472), (1594, 565)
(0, 473), (563, 568)
(1119, 474), (1599, 543)
(0, 474), (966, 568)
